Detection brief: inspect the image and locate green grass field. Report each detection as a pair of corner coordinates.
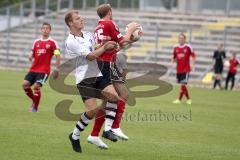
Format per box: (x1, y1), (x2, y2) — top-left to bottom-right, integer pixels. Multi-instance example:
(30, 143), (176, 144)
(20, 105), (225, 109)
(0, 70), (240, 160)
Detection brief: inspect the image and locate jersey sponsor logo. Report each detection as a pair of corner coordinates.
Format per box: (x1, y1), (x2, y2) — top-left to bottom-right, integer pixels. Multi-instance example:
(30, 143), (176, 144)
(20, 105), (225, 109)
(37, 49), (46, 55)
(177, 53), (185, 58)
(46, 44), (51, 49)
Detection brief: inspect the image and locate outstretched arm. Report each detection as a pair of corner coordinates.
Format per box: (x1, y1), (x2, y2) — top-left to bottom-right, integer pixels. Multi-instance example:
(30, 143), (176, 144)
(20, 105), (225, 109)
(86, 41), (117, 61)
(28, 51), (33, 62)
(52, 49), (61, 79)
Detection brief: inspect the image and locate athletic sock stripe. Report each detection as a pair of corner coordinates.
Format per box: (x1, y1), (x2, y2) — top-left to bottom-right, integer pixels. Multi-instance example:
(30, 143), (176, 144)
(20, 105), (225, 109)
(106, 111), (116, 117)
(106, 102), (117, 107)
(77, 121), (86, 128)
(80, 119), (88, 127)
(107, 101), (117, 104)
(76, 124), (84, 131)
(83, 112), (92, 120)
(105, 108), (117, 112)
(106, 115), (115, 120)
(80, 112), (91, 123)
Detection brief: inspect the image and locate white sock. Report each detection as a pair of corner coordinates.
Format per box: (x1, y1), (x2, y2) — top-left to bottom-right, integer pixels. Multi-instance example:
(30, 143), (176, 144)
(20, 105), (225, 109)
(105, 102), (117, 131)
(72, 112), (90, 140)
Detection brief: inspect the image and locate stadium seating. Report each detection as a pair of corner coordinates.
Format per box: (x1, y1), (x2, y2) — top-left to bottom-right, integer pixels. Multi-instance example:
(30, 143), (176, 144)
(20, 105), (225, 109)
(0, 9), (239, 85)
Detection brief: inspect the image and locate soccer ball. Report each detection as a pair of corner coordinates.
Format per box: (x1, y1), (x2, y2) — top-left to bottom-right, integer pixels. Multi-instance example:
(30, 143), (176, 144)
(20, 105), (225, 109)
(125, 24), (143, 42)
(224, 60), (230, 67)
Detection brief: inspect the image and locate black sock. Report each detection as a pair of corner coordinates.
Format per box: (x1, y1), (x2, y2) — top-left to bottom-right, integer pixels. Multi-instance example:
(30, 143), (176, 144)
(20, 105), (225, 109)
(218, 80), (222, 88)
(231, 79), (235, 90)
(213, 80), (217, 89)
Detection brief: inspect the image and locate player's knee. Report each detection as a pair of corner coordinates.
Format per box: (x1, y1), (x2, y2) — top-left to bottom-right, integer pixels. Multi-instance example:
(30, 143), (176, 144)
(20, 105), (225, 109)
(33, 84), (41, 91)
(108, 93), (119, 102)
(102, 86), (119, 102)
(86, 108), (99, 119)
(22, 81), (30, 89)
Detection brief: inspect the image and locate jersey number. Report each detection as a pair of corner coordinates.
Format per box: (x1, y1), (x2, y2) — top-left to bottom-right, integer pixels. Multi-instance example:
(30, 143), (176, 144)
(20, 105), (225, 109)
(94, 29), (104, 45)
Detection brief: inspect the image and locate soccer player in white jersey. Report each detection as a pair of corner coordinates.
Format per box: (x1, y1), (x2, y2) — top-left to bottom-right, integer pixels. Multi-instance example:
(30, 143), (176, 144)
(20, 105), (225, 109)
(64, 10), (127, 153)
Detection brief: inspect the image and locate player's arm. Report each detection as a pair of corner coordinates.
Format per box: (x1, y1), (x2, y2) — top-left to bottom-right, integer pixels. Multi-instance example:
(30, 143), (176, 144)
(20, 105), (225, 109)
(52, 49), (61, 79)
(29, 40), (37, 62)
(237, 59), (240, 67)
(120, 23), (140, 48)
(212, 51), (217, 69)
(86, 41), (117, 61)
(28, 51), (34, 62)
(171, 47), (176, 66)
(109, 21), (139, 49)
(54, 49), (61, 68)
(191, 52), (196, 71)
(189, 45), (196, 71)
(171, 56), (175, 64)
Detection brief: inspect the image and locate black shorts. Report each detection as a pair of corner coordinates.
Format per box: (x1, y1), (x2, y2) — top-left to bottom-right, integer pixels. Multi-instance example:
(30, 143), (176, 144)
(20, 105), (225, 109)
(24, 72), (49, 86)
(97, 60), (124, 83)
(77, 76), (110, 102)
(214, 65), (223, 74)
(226, 72), (236, 80)
(176, 72), (189, 84)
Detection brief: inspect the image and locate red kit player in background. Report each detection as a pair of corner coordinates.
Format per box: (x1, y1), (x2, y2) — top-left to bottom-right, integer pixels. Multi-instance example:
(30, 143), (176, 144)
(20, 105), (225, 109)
(171, 33), (196, 105)
(225, 52), (239, 90)
(22, 22), (61, 112)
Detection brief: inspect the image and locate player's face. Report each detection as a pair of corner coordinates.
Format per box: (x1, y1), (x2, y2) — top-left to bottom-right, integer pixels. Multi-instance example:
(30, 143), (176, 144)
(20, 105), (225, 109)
(71, 13), (84, 30)
(41, 25), (51, 37)
(178, 35), (185, 45)
(217, 44), (223, 51)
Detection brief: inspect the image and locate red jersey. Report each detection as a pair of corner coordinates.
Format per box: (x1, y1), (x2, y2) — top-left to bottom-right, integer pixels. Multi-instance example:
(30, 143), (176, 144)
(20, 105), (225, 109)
(229, 58), (239, 74)
(94, 19), (124, 62)
(173, 44), (195, 74)
(29, 38), (59, 74)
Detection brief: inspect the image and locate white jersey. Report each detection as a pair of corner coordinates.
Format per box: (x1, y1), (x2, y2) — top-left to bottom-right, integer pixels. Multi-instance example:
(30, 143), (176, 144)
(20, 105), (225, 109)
(115, 53), (127, 74)
(65, 31), (102, 84)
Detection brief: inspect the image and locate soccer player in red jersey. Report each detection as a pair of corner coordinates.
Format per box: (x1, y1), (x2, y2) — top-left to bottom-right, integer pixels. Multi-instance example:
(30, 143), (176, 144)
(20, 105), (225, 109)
(87, 4), (139, 145)
(171, 33), (196, 105)
(22, 22), (61, 112)
(225, 53), (239, 90)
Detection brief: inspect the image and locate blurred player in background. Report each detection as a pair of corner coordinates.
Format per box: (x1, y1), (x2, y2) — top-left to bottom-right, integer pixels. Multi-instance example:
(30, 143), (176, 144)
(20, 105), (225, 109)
(88, 52), (128, 148)
(171, 33), (196, 105)
(22, 22), (61, 112)
(212, 44), (226, 89)
(225, 52), (239, 90)
(91, 3), (138, 142)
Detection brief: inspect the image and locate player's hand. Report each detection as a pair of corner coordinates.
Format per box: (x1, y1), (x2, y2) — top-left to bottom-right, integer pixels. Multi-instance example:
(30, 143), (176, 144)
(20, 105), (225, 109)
(127, 22), (140, 32)
(28, 55), (33, 62)
(52, 70), (59, 80)
(191, 65), (195, 72)
(104, 41), (118, 51)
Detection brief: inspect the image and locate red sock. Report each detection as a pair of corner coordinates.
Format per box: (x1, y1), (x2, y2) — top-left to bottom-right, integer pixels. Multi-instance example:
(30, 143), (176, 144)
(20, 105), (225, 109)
(91, 109), (105, 136)
(182, 85), (190, 99)
(33, 89), (41, 110)
(24, 87), (34, 101)
(112, 99), (126, 129)
(178, 85), (184, 100)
